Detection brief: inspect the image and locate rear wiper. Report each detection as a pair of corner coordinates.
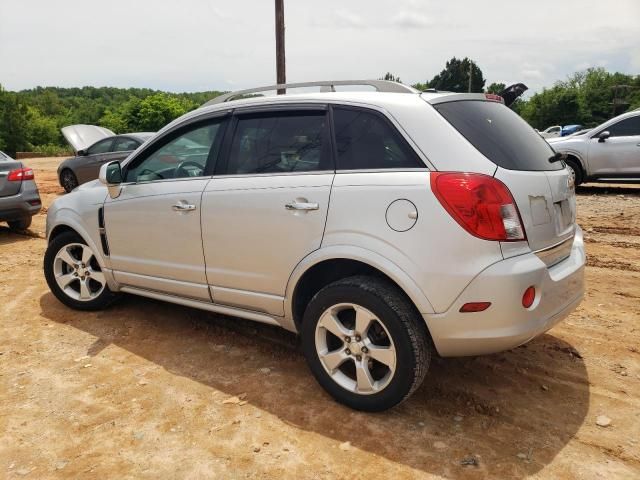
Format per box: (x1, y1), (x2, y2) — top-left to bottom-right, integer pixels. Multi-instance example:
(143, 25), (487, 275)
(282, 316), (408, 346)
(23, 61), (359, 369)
(548, 151), (565, 163)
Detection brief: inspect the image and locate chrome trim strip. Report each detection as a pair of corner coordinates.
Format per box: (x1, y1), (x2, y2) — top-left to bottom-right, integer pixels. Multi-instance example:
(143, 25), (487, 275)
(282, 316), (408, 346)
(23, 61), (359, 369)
(534, 234), (575, 267)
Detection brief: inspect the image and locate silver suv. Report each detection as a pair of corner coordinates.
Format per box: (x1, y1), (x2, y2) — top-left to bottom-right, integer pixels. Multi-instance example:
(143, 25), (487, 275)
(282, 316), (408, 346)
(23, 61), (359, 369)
(44, 80), (586, 411)
(547, 108), (640, 185)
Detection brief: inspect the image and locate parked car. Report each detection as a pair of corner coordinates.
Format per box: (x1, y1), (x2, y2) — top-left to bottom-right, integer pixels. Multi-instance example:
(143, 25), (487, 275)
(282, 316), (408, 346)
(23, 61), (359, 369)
(548, 109), (640, 185)
(0, 151), (41, 230)
(561, 124), (583, 136)
(58, 125), (153, 192)
(44, 80), (585, 411)
(538, 125), (562, 138)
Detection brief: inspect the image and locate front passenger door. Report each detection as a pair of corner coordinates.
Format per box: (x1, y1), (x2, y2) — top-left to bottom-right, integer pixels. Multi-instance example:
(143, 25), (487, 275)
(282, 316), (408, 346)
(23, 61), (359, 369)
(104, 117), (228, 301)
(76, 138), (114, 184)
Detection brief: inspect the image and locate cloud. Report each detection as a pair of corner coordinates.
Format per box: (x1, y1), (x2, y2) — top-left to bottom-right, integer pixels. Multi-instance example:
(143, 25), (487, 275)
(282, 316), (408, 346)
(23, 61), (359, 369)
(390, 11), (432, 29)
(333, 9), (365, 28)
(0, 0), (638, 94)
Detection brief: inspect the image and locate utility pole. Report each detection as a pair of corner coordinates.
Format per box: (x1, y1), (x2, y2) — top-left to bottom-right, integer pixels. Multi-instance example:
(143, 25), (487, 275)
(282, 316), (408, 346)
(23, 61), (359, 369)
(275, 0), (286, 94)
(468, 61), (472, 93)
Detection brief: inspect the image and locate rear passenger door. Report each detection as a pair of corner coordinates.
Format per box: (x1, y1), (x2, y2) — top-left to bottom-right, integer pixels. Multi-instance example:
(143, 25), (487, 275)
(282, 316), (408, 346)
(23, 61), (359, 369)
(201, 107), (333, 316)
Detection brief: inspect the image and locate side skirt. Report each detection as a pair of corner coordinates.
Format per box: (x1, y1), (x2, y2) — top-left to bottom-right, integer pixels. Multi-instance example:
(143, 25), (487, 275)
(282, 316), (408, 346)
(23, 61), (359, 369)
(119, 285), (283, 327)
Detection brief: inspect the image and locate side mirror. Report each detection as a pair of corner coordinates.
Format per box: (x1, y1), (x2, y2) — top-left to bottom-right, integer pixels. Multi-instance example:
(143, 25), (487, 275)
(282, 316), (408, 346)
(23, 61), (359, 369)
(597, 131), (610, 143)
(99, 161), (123, 198)
(78, 149), (87, 156)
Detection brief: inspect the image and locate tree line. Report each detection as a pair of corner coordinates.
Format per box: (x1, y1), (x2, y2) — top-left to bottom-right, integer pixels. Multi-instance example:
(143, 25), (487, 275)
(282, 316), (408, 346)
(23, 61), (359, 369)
(0, 86), (222, 156)
(1, 58), (639, 157)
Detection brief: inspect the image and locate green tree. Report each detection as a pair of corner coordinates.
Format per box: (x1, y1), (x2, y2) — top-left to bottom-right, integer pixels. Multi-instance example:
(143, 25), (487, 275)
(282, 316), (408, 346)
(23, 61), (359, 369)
(380, 72), (402, 83)
(129, 93), (196, 131)
(422, 57), (486, 93)
(0, 86), (31, 156)
(486, 82), (506, 94)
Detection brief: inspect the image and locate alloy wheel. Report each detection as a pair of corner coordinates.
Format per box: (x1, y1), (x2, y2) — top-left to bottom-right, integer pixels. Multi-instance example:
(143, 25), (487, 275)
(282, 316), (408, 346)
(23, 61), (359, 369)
(53, 243), (106, 301)
(314, 303), (397, 395)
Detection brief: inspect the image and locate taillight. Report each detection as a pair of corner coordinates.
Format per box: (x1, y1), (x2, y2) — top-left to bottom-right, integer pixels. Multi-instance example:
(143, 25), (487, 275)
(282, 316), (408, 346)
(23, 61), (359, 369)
(430, 172), (526, 241)
(7, 167), (34, 182)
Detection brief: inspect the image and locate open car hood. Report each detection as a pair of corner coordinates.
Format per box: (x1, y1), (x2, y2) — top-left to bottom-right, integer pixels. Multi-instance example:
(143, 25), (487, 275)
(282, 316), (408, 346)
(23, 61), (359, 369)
(61, 124), (114, 153)
(499, 83), (528, 107)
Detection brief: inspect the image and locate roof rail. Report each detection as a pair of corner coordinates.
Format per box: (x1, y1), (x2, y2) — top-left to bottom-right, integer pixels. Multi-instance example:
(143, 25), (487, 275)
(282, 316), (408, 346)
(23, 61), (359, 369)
(203, 80), (418, 106)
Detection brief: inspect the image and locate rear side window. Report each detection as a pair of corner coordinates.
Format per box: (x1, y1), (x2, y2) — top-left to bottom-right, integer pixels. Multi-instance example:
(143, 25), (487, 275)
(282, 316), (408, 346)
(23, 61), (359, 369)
(333, 107), (423, 170)
(225, 111), (330, 174)
(434, 100), (562, 171)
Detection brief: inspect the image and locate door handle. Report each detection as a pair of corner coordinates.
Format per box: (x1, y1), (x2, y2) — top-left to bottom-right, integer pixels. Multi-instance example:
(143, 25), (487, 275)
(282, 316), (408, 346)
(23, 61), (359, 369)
(285, 200), (319, 211)
(172, 203), (196, 212)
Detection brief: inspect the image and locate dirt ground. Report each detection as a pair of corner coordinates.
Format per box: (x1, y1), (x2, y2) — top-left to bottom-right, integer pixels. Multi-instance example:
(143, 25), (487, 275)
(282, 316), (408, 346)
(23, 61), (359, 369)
(1, 157), (639, 479)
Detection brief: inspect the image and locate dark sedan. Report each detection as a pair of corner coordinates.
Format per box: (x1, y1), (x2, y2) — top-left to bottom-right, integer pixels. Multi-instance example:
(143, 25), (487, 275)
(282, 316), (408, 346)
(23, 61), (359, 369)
(58, 125), (153, 192)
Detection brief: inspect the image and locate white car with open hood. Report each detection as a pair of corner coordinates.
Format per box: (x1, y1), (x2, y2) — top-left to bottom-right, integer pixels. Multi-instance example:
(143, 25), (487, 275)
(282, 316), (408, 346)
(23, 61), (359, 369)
(43, 80), (585, 411)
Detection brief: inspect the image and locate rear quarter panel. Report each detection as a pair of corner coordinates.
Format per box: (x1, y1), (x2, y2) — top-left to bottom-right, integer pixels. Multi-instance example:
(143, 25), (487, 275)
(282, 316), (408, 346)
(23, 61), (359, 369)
(321, 171), (504, 313)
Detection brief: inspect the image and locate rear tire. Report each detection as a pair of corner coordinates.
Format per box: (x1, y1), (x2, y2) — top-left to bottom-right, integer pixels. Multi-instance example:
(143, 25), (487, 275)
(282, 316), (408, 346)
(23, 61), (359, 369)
(301, 275), (431, 412)
(44, 231), (118, 310)
(8, 217), (32, 231)
(60, 169), (79, 193)
(565, 158), (583, 186)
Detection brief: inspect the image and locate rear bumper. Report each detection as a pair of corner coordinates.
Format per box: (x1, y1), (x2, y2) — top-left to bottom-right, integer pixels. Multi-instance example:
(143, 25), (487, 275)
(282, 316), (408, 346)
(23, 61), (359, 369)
(0, 180), (42, 221)
(424, 226), (586, 357)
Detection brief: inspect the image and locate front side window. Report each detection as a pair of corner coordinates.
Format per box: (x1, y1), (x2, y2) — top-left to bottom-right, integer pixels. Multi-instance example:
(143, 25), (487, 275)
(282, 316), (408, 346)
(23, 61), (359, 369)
(333, 107), (424, 170)
(225, 111), (330, 175)
(605, 116), (640, 138)
(87, 139), (113, 155)
(125, 121), (223, 182)
(112, 137), (140, 152)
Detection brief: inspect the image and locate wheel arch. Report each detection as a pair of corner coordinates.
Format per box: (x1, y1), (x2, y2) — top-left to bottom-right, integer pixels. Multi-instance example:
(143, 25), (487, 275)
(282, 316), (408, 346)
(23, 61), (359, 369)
(284, 246), (435, 333)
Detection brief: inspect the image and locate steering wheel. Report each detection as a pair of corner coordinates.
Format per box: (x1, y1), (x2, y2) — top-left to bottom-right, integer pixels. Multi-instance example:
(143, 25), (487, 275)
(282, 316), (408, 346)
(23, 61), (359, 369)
(175, 160), (204, 178)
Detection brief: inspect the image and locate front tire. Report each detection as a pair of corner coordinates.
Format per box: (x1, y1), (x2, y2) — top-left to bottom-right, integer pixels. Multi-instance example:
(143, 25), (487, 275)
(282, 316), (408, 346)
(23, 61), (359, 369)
(565, 158), (583, 186)
(8, 216), (32, 231)
(60, 169), (79, 193)
(301, 275), (431, 412)
(44, 231), (118, 310)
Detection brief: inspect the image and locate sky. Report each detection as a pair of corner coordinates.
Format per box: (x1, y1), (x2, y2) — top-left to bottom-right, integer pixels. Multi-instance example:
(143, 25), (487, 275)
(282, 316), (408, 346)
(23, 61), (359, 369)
(1, 0), (638, 94)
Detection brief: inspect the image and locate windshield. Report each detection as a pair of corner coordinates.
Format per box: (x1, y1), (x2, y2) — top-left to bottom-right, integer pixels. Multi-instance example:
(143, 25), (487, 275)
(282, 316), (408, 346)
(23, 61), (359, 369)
(434, 100), (562, 171)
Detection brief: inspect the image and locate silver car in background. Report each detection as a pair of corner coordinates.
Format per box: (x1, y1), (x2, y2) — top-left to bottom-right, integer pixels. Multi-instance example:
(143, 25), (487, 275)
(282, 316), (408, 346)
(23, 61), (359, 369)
(0, 151), (41, 230)
(548, 109), (640, 185)
(43, 80), (585, 411)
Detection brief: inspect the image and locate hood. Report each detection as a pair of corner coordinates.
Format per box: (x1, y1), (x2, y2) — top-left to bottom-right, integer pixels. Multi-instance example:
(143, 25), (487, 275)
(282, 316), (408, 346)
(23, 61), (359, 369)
(545, 136), (565, 144)
(499, 83), (528, 107)
(61, 124), (114, 153)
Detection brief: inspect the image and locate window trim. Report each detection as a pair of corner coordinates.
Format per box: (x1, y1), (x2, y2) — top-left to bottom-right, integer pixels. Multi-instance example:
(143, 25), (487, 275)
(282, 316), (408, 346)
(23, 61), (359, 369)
(590, 114), (640, 139)
(121, 114), (230, 184)
(329, 104), (427, 171)
(215, 107), (334, 176)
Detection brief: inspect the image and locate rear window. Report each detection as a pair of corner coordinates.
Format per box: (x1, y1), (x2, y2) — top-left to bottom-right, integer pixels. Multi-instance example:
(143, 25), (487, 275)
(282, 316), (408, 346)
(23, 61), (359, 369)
(434, 100), (562, 171)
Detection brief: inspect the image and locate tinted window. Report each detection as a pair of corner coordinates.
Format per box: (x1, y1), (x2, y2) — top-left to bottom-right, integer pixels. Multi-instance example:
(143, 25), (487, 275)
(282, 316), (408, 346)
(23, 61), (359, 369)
(434, 100), (562, 171)
(112, 137), (140, 152)
(87, 139), (113, 155)
(333, 107), (423, 170)
(606, 116), (640, 137)
(125, 121), (223, 182)
(226, 112), (330, 174)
